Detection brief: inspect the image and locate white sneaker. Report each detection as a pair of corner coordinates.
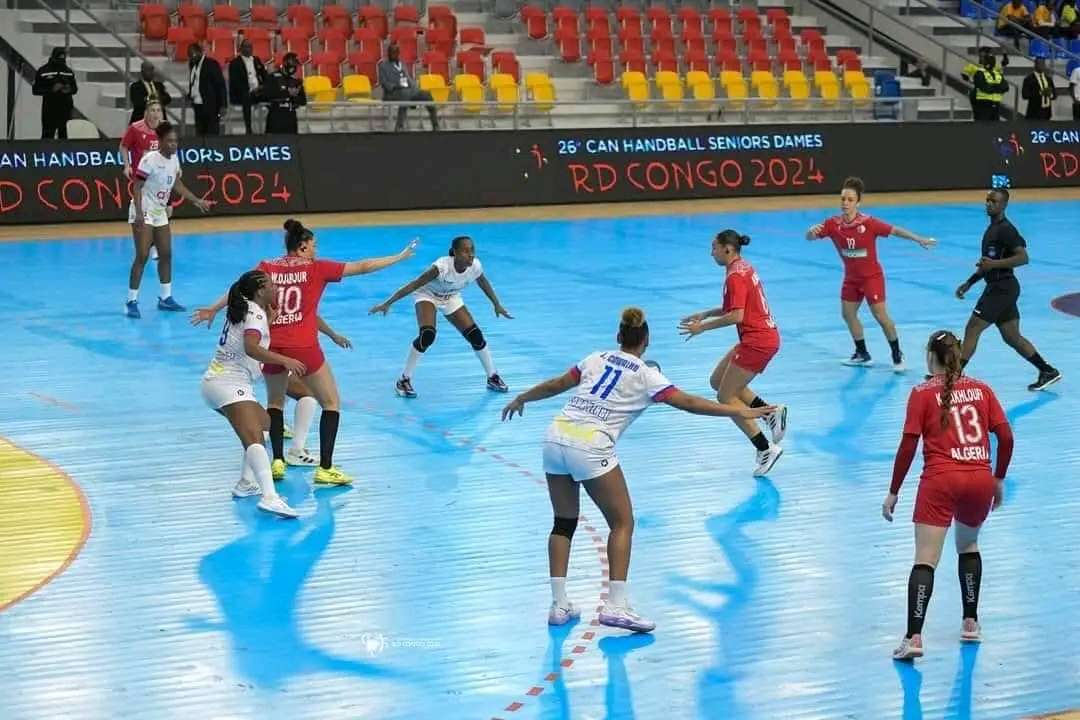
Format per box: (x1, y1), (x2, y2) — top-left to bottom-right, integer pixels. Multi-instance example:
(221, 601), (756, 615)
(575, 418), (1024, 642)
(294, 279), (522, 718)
(257, 495), (299, 518)
(842, 351), (874, 367)
(149, 245), (159, 261)
(285, 447), (319, 466)
(960, 619), (981, 643)
(765, 404), (787, 444)
(893, 634), (923, 661)
(548, 601), (581, 626)
(231, 475), (260, 498)
(892, 356), (907, 374)
(598, 604), (655, 633)
(753, 446), (784, 477)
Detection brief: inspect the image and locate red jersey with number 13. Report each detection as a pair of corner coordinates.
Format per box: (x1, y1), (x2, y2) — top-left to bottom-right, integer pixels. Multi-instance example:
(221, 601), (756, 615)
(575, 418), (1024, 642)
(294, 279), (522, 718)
(903, 375), (1007, 476)
(723, 258), (780, 348)
(816, 213), (893, 278)
(256, 256), (345, 347)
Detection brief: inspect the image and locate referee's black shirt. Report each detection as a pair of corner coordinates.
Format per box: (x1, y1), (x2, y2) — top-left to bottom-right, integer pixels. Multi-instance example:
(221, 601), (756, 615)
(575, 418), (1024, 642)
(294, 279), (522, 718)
(981, 216), (1025, 283)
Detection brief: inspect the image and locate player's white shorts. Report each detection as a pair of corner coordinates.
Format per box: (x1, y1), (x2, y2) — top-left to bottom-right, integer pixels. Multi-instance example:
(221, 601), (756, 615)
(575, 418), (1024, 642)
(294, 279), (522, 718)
(542, 441), (619, 482)
(413, 288), (464, 316)
(128, 200), (170, 228)
(201, 379), (257, 410)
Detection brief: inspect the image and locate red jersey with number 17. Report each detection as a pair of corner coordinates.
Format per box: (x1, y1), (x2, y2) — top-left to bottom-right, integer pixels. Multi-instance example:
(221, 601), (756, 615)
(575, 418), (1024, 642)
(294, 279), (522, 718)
(723, 258), (780, 348)
(903, 375), (1007, 475)
(256, 256), (345, 347)
(815, 213), (894, 278)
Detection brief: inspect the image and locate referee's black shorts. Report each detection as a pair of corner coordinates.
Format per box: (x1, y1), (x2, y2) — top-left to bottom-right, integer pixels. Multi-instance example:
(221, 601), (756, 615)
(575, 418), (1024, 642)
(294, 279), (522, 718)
(973, 277), (1020, 325)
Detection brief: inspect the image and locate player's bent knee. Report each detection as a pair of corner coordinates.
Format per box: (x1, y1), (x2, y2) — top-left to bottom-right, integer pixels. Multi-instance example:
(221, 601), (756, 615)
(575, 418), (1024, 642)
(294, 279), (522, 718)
(462, 324), (486, 351)
(413, 325), (437, 352)
(551, 516), (578, 540)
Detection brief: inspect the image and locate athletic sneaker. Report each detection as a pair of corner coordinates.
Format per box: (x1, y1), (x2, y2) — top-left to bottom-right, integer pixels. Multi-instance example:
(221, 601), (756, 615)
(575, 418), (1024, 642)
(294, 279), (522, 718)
(396, 377), (417, 398)
(765, 405), (787, 444)
(1028, 368), (1062, 392)
(314, 466), (353, 485)
(283, 423), (294, 440)
(487, 374), (509, 393)
(842, 351), (873, 367)
(158, 296), (186, 312)
(893, 634), (923, 661)
(753, 446), (784, 477)
(892, 352), (906, 374)
(125, 300), (141, 319)
(285, 447), (319, 466)
(149, 245), (159, 261)
(598, 604), (656, 633)
(271, 458), (286, 481)
(257, 495), (299, 518)
(548, 601), (581, 626)
(960, 619), (982, 643)
(231, 476), (260, 498)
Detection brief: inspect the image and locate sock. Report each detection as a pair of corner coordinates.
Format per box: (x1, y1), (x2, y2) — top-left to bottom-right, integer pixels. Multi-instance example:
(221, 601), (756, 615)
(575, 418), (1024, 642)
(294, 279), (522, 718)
(240, 448), (255, 483)
(906, 563), (935, 638)
(290, 396), (318, 452)
(476, 346), (496, 377)
(889, 338), (902, 361)
(749, 396), (766, 409)
(750, 431), (770, 452)
(244, 444), (277, 499)
(1025, 351), (1053, 373)
(958, 552), (982, 621)
(128, 288), (139, 302)
(608, 580), (628, 607)
(160, 282), (172, 299)
(854, 338), (868, 355)
(267, 408), (285, 461)
(550, 577), (569, 606)
(403, 346), (421, 379)
(319, 410), (340, 469)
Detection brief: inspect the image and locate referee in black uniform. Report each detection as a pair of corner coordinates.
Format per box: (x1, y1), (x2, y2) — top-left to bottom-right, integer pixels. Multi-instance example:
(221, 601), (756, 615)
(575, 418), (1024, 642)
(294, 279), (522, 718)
(955, 188), (1061, 391)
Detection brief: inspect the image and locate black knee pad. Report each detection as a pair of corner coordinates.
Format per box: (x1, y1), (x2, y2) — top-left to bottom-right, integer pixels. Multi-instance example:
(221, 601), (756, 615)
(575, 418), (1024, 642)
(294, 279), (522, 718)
(462, 324), (486, 351)
(551, 516), (578, 540)
(413, 325), (436, 352)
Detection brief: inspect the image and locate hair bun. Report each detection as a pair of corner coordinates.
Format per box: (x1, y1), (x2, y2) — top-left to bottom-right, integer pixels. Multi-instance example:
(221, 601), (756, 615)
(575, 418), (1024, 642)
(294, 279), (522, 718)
(620, 307), (646, 328)
(739, 234), (751, 246)
(283, 218), (302, 233)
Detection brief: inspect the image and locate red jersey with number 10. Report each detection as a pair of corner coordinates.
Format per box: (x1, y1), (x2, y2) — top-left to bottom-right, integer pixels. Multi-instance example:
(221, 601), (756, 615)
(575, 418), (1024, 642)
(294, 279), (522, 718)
(723, 258), (780, 348)
(256, 256), (345, 347)
(816, 213), (894, 278)
(903, 375), (1007, 475)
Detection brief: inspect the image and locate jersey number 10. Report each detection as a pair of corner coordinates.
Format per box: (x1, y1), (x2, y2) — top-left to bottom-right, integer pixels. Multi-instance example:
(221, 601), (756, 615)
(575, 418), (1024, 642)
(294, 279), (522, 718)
(589, 366), (623, 399)
(276, 286), (302, 316)
(949, 404), (984, 444)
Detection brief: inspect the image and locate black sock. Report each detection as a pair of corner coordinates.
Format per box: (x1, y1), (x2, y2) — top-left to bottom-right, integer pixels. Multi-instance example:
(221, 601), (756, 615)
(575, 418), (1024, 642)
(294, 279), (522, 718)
(889, 338), (901, 361)
(749, 396), (766, 409)
(1025, 351), (1053, 373)
(854, 338), (868, 355)
(906, 563), (935, 638)
(750, 431), (770, 452)
(319, 410), (340, 470)
(267, 408), (284, 461)
(958, 552), (982, 621)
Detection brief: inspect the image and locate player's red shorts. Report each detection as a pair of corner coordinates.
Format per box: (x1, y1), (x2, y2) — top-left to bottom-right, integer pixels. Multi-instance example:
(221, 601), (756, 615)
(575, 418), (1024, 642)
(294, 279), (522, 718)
(841, 273), (887, 304)
(912, 469), (996, 527)
(731, 343), (779, 374)
(262, 344), (326, 377)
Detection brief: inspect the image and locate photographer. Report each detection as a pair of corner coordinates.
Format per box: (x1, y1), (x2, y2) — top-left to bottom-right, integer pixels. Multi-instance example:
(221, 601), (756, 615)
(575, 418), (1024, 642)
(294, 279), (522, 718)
(32, 48), (78, 139)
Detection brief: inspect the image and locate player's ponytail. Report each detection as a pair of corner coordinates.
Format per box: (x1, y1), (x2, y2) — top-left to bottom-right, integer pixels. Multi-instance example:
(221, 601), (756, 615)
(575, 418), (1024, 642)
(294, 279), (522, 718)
(618, 306), (649, 348)
(283, 218), (313, 252)
(715, 229), (749, 252)
(928, 330), (963, 429)
(226, 270), (267, 325)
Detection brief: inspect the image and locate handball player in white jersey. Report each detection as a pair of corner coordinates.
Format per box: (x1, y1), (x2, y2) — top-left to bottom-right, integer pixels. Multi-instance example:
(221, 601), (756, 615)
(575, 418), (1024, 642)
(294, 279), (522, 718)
(201, 269), (304, 518)
(370, 235), (512, 398)
(126, 121), (212, 319)
(502, 307), (773, 633)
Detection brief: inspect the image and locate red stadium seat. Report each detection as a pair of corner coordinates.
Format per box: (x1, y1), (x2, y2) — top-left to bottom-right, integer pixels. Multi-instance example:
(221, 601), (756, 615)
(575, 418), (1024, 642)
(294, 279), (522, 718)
(646, 5), (672, 35)
(651, 46), (677, 72)
(685, 47), (709, 73)
(280, 26), (312, 63)
(737, 7), (758, 25)
(684, 35), (706, 55)
(714, 34), (736, 57)
(708, 7), (732, 33)
(238, 27), (273, 62)
(459, 26), (486, 48)
(207, 26), (235, 64)
(775, 35), (796, 56)
(771, 16), (792, 37)
(651, 34), (675, 57)
(286, 4), (316, 34)
(678, 7), (702, 35)
(618, 47), (646, 73)
(717, 53), (741, 73)
(779, 51), (802, 71)
(590, 47), (615, 84)
(322, 4), (352, 36)
(311, 50), (342, 86)
(492, 50), (520, 82)
(212, 4), (241, 28)
(456, 48), (482, 69)
(616, 6), (641, 33)
(249, 5), (278, 30)
(619, 32), (644, 55)
(743, 25), (764, 44)
(318, 27), (348, 63)
(587, 27), (613, 56)
(139, 3), (169, 53)
(520, 4), (547, 40)
(811, 53), (831, 72)
(357, 5), (387, 38)
(353, 27), (382, 56)
(393, 4), (420, 26)
(585, 6), (609, 33)
(348, 48), (378, 83)
(552, 6), (578, 34)
(750, 52), (772, 72)
(712, 24), (734, 45)
(427, 4), (457, 38)
(421, 49), (450, 82)
(424, 27), (454, 57)
(555, 27), (581, 62)
(167, 25), (195, 61)
(390, 25), (419, 63)
(177, 2), (207, 41)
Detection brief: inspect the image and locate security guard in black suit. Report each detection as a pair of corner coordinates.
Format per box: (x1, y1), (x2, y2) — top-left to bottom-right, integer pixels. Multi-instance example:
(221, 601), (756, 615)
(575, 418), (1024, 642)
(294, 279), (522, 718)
(260, 53), (306, 134)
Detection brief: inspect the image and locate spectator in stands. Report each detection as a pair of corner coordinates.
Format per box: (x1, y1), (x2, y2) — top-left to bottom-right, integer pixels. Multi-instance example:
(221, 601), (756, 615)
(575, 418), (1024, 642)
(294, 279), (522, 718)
(228, 39), (268, 135)
(187, 43), (228, 136)
(1071, 61), (1080, 118)
(32, 48), (77, 139)
(997, 0), (1033, 49)
(378, 43), (439, 132)
(1059, 0), (1080, 36)
(964, 49), (1009, 121)
(1022, 57), (1056, 119)
(260, 52), (306, 134)
(129, 61), (171, 124)
(1033, 0), (1056, 37)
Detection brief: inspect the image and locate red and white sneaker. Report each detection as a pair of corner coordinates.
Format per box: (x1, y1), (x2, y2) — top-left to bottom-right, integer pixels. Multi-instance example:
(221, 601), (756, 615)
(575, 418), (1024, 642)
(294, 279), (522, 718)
(893, 634), (924, 661)
(960, 618), (982, 643)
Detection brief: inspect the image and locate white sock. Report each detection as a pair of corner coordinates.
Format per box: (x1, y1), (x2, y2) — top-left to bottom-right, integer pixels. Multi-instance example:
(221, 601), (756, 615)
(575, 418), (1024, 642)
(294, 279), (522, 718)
(244, 444), (277, 499)
(290, 396), (318, 452)
(403, 346), (422, 379)
(550, 577), (569, 606)
(240, 449), (255, 483)
(476, 346), (496, 377)
(128, 288), (139, 302)
(160, 282), (172, 299)
(608, 580), (628, 608)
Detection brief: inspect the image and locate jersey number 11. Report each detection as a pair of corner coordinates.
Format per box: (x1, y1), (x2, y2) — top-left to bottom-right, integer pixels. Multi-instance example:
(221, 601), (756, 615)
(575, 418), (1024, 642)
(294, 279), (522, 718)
(589, 366), (623, 399)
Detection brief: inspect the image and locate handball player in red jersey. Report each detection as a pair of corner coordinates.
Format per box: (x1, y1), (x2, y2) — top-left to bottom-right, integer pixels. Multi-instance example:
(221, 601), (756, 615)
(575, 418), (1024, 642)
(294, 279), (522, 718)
(120, 100), (165, 262)
(807, 176), (937, 371)
(883, 330), (1014, 661)
(193, 219), (417, 485)
(679, 230), (786, 477)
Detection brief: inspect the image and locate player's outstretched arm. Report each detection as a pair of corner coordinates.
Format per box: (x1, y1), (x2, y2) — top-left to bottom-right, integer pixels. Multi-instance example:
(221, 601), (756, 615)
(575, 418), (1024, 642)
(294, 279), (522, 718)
(891, 226), (937, 249)
(476, 275), (512, 319)
(191, 291), (229, 327)
(369, 266), (439, 315)
(501, 370), (581, 420)
(343, 237), (418, 277)
(663, 390), (772, 418)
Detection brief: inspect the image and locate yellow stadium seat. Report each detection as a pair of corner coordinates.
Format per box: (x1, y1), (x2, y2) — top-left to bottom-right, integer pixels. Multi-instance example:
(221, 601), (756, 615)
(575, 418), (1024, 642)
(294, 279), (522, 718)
(454, 73), (485, 112)
(849, 79), (871, 106)
(782, 69), (808, 88)
(750, 70), (777, 89)
(754, 78), (779, 107)
(419, 74), (451, 103)
(787, 78), (810, 107)
(814, 70), (840, 89)
(686, 70), (715, 103)
(303, 75), (336, 109)
(719, 70), (744, 89)
(843, 69), (868, 89)
(489, 73), (519, 112)
(724, 77), (748, 109)
(655, 70), (683, 107)
(621, 71), (649, 103)
(819, 80), (840, 106)
(342, 74), (373, 102)
(525, 72), (556, 111)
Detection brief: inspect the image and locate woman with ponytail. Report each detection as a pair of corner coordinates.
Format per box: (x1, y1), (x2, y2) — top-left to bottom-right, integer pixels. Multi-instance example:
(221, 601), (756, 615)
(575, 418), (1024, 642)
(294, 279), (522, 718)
(200, 270), (305, 518)
(502, 307), (773, 633)
(193, 218), (417, 486)
(883, 330), (1014, 661)
(679, 230), (787, 477)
